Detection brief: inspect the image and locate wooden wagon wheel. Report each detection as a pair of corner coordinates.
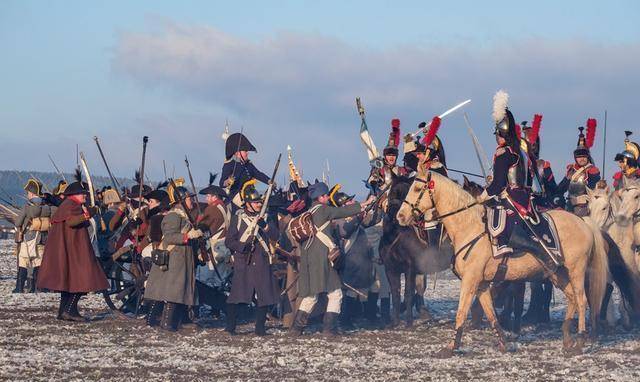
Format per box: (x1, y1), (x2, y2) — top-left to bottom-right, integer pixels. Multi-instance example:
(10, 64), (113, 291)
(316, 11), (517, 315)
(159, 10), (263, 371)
(101, 254), (147, 317)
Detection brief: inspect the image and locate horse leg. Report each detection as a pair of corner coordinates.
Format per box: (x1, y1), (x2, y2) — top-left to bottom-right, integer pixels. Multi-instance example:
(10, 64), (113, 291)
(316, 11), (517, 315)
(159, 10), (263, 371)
(567, 266), (589, 354)
(549, 270), (578, 350)
(512, 282), (526, 334)
(386, 269), (402, 328)
(404, 268), (415, 327)
(477, 283), (509, 352)
(435, 276), (480, 358)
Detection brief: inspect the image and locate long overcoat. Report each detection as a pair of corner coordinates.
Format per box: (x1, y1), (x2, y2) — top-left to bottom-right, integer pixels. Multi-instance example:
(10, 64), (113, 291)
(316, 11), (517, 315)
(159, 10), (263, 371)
(144, 206), (196, 306)
(298, 201), (361, 298)
(37, 198), (109, 293)
(225, 211), (279, 307)
(333, 216), (374, 289)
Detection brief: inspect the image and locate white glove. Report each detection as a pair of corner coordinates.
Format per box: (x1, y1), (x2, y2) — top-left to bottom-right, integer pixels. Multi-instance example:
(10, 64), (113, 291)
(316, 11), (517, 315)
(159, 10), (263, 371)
(187, 228), (204, 239)
(477, 190), (492, 203)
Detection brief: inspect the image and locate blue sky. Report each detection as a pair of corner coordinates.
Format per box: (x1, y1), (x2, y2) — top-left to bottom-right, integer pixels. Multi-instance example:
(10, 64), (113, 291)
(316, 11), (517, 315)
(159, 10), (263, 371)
(1, 1), (639, 192)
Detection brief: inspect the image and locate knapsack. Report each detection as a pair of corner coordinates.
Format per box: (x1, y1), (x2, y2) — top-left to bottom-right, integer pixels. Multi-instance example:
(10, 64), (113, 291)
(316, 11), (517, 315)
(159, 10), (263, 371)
(287, 205), (323, 244)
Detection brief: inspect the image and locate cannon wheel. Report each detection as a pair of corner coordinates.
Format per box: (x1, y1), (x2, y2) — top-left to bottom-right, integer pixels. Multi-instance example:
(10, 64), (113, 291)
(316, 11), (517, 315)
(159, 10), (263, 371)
(102, 259), (146, 318)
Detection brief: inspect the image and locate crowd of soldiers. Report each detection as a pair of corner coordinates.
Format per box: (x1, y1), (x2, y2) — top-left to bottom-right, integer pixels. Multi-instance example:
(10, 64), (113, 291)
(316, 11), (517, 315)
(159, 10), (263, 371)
(8, 93), (640, 337)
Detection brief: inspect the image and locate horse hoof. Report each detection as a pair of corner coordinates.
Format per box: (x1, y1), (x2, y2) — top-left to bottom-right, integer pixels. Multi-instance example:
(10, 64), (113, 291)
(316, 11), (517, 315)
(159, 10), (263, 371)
(563, 338), (576, 350)
(434, 347), (455, 359)
(564, 345), (583, 357)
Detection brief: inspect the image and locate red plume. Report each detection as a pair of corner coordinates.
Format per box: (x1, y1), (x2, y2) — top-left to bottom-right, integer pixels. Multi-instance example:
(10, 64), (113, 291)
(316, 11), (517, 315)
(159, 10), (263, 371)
(422, 116), (441, 147)
(586, 118), (597, 148)
(529, 114), (542, 143)
(390, 118), (400, 146)
(515, 123), (521, 139)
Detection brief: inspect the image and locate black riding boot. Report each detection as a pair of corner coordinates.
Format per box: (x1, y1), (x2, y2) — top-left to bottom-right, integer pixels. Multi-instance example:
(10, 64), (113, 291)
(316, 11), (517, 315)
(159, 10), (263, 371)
(225, 303), (238, 335)
(255, 306), (269, 336)
(323, 312), (339, 337)
(146, 300), (164, 327)
(340, 295), (356, 330)
(160, 303), (178, 332)
(12, 267), (27, 293)
(365, 292), (379, 323)
(380, 297), (391, 326)
(57, 292), (71, 320)
(29, 267), (40, 293)
(289, 310), (310, 337)
(540, 281), (553, 323)
(62, 293), (88, 322)
(522, 282), (542, 324)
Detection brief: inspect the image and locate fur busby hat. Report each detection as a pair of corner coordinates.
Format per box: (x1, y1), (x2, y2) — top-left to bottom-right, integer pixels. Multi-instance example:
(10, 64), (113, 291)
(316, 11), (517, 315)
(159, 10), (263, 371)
(574, 118), (596, 160)
(24, 178), (43, 197)
(225, 133), (257, 160)
(63, 169), (90, 196)
(383, 118), (401, 156)
(199, 173), (227, 199)
(615, 131), (640, 167)
(240, 178), (264, 203)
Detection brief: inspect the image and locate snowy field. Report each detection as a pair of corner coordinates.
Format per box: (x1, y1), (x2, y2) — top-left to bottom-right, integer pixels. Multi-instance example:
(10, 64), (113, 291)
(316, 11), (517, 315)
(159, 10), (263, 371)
(1, 239), (640, 381)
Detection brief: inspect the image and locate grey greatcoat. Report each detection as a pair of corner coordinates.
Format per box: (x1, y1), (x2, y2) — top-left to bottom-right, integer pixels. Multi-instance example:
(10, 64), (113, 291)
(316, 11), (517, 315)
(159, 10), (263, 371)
(15, 202), (56, 243)
(225, 211), (279, 307)
(298, 201), (362, 298)
(144, 206), (196, 306)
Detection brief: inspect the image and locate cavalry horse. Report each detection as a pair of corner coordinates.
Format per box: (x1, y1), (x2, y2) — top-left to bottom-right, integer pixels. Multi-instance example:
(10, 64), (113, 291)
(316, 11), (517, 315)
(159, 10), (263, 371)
(396, 166), (608, 356)
(380, 173), (450, 327)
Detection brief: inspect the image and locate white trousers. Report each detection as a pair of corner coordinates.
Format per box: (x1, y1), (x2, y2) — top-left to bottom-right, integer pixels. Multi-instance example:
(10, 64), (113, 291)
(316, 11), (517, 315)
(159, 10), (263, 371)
(299, 288), (343, 314)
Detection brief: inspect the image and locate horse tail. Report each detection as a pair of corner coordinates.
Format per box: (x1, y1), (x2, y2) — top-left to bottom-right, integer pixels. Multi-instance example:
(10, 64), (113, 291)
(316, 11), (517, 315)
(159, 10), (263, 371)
(583, 217), (609, 328)
(602, 231), (640, 316)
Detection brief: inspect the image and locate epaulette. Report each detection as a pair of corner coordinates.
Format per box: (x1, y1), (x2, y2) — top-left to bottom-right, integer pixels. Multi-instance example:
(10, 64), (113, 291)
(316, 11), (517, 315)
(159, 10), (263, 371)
(542, 160), (551, 169)
(495, 147), (507, 156)
(613, 171), (623, 181)
(587, 166), (600, 175)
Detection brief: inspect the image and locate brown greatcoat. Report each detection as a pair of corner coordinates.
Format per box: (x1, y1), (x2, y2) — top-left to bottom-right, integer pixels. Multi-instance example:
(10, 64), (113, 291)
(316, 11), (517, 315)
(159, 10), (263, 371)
(37, 198), (109, 293)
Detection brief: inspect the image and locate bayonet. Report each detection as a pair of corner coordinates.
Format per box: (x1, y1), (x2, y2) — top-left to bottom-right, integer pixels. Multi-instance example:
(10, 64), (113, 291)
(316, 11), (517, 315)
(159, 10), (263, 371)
(184, 155), (202, 215)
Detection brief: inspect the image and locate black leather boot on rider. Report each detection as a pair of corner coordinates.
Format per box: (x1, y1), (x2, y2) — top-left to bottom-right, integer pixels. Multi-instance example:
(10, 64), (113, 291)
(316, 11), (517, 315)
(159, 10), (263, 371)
(225, 303), (238, 335)
(146, 300), (164, 327)
(340, 295), (356, 330)
(254, 306), (269, 336)
(160, 303), (178, 332)
(12, 267), (27, 294)
(288, 310), (310, 337)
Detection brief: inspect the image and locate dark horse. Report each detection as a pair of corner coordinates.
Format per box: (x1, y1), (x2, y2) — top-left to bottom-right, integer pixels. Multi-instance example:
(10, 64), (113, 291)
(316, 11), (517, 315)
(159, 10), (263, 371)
(380, 173), (450, 327)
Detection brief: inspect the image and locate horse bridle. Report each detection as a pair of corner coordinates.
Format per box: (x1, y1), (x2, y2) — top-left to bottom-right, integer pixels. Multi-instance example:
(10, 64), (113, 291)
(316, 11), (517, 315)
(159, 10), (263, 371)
(403, 171), (480, 223)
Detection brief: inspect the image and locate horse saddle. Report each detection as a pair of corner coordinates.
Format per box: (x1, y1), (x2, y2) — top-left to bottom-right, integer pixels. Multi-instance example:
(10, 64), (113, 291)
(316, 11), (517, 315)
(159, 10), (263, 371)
(508, 210), (563, 272)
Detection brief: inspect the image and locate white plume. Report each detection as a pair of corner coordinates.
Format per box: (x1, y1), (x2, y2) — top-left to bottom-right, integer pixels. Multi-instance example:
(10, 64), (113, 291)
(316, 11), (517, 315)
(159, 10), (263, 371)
(492, 89), (509, 123)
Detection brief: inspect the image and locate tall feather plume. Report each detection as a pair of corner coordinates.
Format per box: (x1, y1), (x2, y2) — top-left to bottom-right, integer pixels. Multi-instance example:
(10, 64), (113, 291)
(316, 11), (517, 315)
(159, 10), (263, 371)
(422, 116), (441, 147)
(492, 90), (509, 123)
(529, 114), (542, 143)
(586, 118), (597, 148)
(390, 118), (401, 146)
(74, 168), (82, 183)
(208, 172), (218, 186)
(134, 170), (142, 184)
(155, 181), (168, 190)
(515, 123), (522, 139)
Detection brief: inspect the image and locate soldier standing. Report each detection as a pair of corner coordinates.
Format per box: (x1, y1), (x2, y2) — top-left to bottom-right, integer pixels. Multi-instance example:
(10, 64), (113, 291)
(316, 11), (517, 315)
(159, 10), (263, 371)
(37, 176), (109, 321)
(289, 181), (363, 337)
(224, 179), (279, 336)
(556, 121), (601, 217)
(144, 184), (202, 331)
(13, 179), (55, 293)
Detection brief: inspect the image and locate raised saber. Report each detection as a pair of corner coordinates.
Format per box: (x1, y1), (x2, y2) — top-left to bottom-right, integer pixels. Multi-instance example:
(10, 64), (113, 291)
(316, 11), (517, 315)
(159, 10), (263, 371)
(412, 99), (472, 137)
(463, 112), (491, 178)
(79, 152), (95, 207)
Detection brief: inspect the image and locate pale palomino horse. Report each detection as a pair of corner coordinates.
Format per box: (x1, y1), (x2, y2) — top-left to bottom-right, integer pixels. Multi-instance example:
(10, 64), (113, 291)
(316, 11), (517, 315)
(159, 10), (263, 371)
(396, 168), (608, 356)
(614, 179), (640, 272)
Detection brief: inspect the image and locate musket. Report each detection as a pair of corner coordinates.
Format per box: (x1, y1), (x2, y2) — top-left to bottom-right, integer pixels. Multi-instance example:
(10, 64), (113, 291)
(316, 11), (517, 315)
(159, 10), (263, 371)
(93, 136), (122, 197)
(184, 155), (202, 215)
(280, 274), (299, 296)
(0, 186), (20, 209)
(245, 153), (282, 264)
(29, 173), (52, 194)
(602, 110), (608, 179)
(412, 99), (472, 137)
(463, 112), (491, 178)
(162, 160), (168, 180)
(48, 154), (67, 182)
(137, 137), (149, 205)
(168, 178), (222, 280)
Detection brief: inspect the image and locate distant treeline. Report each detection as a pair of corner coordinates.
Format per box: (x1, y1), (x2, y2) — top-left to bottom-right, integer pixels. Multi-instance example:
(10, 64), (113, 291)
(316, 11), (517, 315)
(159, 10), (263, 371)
(0, 170), (138, 207)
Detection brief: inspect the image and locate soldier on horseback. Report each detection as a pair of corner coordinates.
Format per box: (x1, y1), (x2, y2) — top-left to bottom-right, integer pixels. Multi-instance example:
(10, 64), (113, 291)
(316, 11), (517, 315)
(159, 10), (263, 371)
(613, 131), (640, 192)
(556, 120), (601, 217)
(522, 117), (558, 210)
(367, 119), (407, 191)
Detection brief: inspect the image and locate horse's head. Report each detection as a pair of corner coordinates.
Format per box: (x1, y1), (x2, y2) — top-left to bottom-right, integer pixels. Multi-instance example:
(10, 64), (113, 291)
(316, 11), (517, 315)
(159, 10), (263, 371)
(462, 175), (484, 198)
(586, 186), (613, 228)
(615, 182), (640, 226)
(396, 166), (435, 226)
